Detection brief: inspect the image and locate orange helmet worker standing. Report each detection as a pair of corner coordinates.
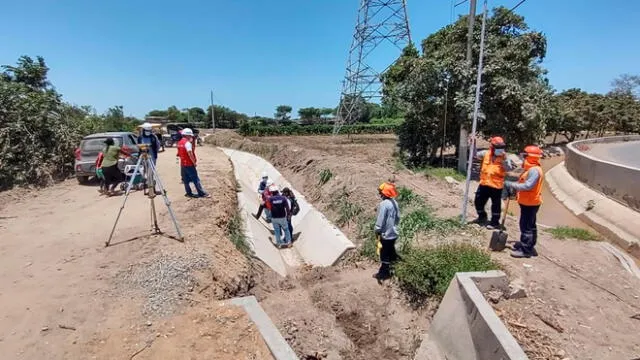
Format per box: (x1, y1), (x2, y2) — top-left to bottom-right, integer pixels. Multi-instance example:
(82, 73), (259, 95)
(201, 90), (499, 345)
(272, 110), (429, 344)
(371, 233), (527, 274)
(504, 145), (544, 258)
(373, 182), (400, 282)
(472, 136), (514, 229)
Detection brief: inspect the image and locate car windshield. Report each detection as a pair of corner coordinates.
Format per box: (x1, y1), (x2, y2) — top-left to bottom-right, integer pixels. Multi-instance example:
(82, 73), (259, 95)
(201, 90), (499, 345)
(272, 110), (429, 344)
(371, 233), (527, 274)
(81, 137), (122, 152)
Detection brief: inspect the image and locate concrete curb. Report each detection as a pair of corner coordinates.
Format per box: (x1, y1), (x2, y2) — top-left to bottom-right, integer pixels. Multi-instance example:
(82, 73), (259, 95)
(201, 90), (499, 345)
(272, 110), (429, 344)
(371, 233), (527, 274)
(546, 162), (640, 259)
(230, 296), (299, 360)
(417, 271), (528, 360)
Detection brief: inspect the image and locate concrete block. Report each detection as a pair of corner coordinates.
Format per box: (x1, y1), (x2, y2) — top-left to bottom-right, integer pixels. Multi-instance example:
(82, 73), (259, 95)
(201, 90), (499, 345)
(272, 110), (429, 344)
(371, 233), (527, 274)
(426, 271), (528, 360)
(230, 296), (299, 360)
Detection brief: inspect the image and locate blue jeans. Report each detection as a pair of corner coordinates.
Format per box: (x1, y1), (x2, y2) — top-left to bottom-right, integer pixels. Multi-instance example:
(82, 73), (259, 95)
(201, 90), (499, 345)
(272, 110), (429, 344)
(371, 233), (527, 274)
(180, 166), (207, 196)
(272, 217), (292, 245)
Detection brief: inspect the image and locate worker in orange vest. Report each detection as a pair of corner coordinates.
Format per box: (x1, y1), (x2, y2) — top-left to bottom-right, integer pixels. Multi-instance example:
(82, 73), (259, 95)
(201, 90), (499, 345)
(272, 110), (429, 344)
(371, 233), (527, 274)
(504, 145), (544, 258)
(472, 136), (515, 229)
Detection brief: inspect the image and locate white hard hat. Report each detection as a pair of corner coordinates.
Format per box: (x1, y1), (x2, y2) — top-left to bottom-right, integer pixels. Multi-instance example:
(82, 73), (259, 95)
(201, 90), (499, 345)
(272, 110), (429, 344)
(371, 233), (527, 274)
(142, 122), (153, 130)
(181, 128), (194, 136)
(268, 184), (279, 193)
(266, 179), (274, 186)
(261, 172), (268, 179)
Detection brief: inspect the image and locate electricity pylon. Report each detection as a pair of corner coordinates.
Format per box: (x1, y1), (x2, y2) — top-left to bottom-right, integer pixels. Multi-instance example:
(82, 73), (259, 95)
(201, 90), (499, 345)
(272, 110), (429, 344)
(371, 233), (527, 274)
(334, 0), (412, 135)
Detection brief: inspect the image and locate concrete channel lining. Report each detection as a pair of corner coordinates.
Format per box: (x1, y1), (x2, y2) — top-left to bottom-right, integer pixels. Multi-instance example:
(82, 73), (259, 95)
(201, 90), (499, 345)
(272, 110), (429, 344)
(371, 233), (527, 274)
(230, 296), (299, 360)
(423, 271), (528, 360)
(221, 148), (355, 275)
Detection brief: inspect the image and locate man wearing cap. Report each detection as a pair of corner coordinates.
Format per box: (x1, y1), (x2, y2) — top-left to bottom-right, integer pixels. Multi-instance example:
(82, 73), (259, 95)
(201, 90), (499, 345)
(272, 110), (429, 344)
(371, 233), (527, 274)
(373, 182), (400, 281)
(267, 185), (292, 248)
(472, 136), (515, 229)
(176, 128), (210, 198)
(505, 145), (544, 258)
(137, 122), (161, 165)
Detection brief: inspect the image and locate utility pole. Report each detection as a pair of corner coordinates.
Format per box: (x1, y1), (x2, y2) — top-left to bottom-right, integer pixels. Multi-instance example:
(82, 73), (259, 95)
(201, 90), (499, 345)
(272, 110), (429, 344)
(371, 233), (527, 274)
(457, 0), (478, 173)
(210, 90), (215, 131)
(461, 0), (488, 223)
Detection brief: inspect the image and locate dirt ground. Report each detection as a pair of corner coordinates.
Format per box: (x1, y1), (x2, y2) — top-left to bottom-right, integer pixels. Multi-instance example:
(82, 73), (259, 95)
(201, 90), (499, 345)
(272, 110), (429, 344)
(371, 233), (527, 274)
(0, 147), (270, 360)
(208, 131), (640, 360)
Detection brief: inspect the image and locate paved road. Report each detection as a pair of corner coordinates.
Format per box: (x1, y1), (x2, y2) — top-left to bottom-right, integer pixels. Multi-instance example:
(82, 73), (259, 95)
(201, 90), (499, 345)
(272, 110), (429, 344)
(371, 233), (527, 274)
(588, 140), (640, 168)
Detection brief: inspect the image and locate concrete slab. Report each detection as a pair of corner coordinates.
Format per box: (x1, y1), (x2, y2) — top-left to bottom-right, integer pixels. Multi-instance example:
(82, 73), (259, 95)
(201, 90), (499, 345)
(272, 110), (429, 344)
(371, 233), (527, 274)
(221, 148), (355, 275)
(230, 296), (299, 360)
(424, 271), (528, 360)
(546, 162), (640, 259)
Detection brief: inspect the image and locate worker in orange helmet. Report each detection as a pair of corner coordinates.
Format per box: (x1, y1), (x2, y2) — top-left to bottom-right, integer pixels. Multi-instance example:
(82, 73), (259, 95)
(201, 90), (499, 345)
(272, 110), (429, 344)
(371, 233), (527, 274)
(504, 145), (544, 258)
(373, 182), (400, 281)
(472, 136), (515, 229)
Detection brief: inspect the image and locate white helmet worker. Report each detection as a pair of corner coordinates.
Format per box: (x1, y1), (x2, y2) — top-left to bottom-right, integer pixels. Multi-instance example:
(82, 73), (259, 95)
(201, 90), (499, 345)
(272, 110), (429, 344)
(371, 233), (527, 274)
(142, 122), (153, 131)
(181, 128), (194, 136)
(261, 172), (268, 179)
(268, 184), (279, 193)
(266, 179), (274, 186)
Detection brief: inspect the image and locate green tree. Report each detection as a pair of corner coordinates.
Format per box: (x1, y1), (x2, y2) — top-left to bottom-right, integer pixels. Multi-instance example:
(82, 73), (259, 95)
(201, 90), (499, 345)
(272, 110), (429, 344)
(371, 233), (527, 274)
(383, 7), (551, 165)
(298, 107), (321, 124)
(146, 109), (168, 118)
(337, 94), (371, 123)
(1, 55), (50, 90)
(275, 105), (292, 122)
(611, 74), (640, 97)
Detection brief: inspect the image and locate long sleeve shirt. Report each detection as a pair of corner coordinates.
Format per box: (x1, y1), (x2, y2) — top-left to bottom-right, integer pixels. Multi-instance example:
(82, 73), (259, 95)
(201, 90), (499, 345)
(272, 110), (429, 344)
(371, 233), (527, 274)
(475, 150), (516, 171)
(374, 198), (400, 240)
(509, 167), (541, 191)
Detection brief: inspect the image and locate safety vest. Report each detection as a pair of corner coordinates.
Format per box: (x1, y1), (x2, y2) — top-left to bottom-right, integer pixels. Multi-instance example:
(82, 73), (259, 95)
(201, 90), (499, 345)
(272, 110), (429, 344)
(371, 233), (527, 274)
(517, 166), (544, 206)
(177, 138), (196, 167)
(479, 151), (506, 189)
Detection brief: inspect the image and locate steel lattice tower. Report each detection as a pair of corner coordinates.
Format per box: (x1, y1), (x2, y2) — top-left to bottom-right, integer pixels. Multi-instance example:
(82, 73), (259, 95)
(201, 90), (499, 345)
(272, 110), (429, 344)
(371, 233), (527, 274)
(334, 0), (412, 134)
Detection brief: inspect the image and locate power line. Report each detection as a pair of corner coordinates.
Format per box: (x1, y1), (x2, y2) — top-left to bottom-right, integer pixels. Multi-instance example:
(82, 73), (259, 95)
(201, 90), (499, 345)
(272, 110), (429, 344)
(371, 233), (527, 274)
(454, 0), (469, 7)
(510, 0), (528, 12)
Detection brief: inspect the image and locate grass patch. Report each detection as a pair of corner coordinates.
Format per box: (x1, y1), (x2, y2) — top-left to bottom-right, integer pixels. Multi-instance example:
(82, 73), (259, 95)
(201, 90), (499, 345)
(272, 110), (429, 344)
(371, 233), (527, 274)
(423, 167), (466, 182)
(226, 211), (252, 256)
(396, 186), (420, 209)
(395, 244), (499, 301)
(330, 187), (364, 228)
(547, 226), (600, 241)
(318, 168), (333, 186)
(358, 216), (378, 259)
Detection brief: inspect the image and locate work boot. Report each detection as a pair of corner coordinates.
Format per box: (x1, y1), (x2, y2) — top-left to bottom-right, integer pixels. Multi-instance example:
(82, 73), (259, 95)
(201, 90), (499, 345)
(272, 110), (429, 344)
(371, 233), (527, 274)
(252, 213), (259, 220)
(486, 222), (502, 230)
(470, 217), (487, 226)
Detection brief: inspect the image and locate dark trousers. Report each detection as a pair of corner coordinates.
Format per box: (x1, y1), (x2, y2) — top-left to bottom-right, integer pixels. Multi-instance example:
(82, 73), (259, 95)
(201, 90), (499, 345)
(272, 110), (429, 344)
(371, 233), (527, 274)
(181, 166), (206, 196)
(102, 164), (122, 191)
(474, 184), (503, 225)
(378, 238), (399, 278)
(518, 204), (540, 254)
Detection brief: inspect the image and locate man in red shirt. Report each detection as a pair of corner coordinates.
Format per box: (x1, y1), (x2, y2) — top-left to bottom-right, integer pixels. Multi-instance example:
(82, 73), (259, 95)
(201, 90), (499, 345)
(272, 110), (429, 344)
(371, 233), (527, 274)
(176, 128), (210, 198)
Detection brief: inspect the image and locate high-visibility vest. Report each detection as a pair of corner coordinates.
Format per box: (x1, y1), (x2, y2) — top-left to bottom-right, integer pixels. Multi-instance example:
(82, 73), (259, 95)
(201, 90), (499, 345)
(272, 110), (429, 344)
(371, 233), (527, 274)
(479, 151), (506, 189)
(177, 138), (196, 167)
(517, 166), (544, 206)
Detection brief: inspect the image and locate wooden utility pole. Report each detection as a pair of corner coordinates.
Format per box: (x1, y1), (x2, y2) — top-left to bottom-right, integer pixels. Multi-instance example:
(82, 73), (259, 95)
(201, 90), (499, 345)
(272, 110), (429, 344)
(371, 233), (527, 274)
(457, 0), (478, 173)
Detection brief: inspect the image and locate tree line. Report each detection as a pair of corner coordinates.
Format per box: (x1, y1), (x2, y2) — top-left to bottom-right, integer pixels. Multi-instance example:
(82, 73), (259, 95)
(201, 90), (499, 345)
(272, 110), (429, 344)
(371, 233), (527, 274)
(0, 56), (141, 190)
(383, 7), (640, 166)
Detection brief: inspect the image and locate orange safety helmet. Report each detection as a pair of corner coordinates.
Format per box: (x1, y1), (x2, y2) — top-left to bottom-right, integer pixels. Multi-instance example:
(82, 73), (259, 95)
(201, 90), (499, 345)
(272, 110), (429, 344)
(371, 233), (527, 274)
(523, 145), (543, 158)
(490, 136), (506, 149)
(378, 182), (398, 198)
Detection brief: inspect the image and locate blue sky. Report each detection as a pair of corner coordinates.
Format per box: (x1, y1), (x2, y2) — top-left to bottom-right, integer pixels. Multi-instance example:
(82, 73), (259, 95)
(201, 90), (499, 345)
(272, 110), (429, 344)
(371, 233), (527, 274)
(1, 0), (639, 118)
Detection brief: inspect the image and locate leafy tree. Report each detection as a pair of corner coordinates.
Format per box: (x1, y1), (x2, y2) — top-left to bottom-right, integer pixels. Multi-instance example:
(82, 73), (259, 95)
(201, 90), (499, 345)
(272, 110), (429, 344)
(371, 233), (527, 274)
(298, 107), (321, 124)
(187, 107), (206, 123)
(1, 55), (50, 90)
(383, 7), (551, 165)
(207, 105), (248, 129)
(337, 94), (372, 123)
(146, 109), (168, 118)
(166, 105), (184, 121)
(275, 105), (292, 122)
(611, 74), (640, 97)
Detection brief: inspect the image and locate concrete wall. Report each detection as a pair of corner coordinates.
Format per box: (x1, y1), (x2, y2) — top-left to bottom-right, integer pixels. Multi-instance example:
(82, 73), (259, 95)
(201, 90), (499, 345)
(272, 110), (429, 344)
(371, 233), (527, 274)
(565, 135), (640, 212)
(416, 271), (528, 360)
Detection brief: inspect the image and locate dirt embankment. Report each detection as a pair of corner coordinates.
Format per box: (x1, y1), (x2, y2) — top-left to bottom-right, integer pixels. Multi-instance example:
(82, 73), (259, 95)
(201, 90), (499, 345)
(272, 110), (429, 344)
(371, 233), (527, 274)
(0, 147), (271, 360)
(208, 131), (640, 360)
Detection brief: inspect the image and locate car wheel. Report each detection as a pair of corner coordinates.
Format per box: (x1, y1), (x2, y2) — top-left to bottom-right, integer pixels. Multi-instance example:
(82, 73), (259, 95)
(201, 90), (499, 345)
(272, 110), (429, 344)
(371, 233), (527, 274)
(77, 176), (90, 185)
(164, 139), (173, 147)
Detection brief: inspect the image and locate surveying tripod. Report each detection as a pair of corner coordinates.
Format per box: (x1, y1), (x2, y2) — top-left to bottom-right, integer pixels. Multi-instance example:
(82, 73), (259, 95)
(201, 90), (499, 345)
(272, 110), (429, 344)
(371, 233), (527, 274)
(105, 144), (184, 247)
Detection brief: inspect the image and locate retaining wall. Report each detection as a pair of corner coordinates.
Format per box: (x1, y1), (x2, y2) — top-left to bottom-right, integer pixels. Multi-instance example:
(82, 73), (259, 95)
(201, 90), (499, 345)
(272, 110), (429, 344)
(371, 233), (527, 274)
(565, 135), (640, 212)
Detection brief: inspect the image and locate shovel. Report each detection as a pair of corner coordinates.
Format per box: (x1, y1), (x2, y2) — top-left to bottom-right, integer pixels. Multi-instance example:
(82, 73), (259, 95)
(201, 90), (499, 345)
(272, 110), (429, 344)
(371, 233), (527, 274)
(489, 197), (510, 251)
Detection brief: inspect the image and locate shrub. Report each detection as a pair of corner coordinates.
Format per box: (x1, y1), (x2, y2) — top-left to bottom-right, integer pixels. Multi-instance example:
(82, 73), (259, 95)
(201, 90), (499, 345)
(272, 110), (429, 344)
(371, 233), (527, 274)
(424, 167), (466, 182)
(238, 123), (398, 137)
(396, 186), (420, 208)
(547, 226), (600, 241)
(395, 244), (499, 300)
(318, 168), (333, 185)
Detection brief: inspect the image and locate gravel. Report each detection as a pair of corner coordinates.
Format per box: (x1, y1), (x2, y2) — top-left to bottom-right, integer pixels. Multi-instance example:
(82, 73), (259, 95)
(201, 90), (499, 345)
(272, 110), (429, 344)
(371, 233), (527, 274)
(116, 251), (211, 317)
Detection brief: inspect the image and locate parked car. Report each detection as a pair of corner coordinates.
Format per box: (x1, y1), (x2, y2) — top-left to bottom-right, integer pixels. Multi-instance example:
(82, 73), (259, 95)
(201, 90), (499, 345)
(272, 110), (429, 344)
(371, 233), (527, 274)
(163, 123), (202, 147)
(74, 132), (140, 184)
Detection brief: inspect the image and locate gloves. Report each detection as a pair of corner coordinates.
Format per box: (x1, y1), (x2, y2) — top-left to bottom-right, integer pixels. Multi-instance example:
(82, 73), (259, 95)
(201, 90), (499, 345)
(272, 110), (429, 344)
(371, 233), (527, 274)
(375, 234), (382, 257)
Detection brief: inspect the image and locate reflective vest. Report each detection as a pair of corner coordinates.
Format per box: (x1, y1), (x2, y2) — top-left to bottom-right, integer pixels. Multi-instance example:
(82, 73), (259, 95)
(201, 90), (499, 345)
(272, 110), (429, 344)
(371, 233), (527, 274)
(479, 151), (506, 189)
(177, 138), (195, 167)
(517, 166), (544, 206)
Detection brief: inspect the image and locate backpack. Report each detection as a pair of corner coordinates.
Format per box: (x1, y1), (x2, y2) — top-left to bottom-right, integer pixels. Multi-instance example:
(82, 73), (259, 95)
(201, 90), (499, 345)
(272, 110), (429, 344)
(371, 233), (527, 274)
(290, 197), (300, 215)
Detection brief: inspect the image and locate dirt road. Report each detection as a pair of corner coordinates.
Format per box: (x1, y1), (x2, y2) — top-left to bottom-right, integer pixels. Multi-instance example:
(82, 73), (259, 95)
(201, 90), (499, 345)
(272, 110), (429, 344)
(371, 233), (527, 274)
(0, 147), (269, 359)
